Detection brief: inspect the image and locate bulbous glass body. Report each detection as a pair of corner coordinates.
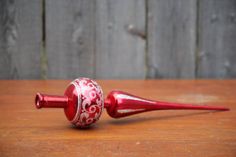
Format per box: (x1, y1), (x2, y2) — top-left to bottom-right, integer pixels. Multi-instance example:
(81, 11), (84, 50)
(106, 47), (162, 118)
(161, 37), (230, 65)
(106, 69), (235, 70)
(64, 78), (104, 128)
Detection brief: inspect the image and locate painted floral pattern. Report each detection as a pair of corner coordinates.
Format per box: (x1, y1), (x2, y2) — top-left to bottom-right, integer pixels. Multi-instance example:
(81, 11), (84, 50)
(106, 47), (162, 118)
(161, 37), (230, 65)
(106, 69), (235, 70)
(71, 78), (104, 127)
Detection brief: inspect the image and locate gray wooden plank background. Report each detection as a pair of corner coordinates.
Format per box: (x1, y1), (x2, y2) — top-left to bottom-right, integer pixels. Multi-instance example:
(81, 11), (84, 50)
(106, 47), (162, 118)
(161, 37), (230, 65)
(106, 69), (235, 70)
(95, 0), (146, 79)
(0, 0), (235, 79)
(46, 0), (95, 79)
(147, 0), (196, 78)
(0, 0), (42, 79)
(197, 0), (236, 78)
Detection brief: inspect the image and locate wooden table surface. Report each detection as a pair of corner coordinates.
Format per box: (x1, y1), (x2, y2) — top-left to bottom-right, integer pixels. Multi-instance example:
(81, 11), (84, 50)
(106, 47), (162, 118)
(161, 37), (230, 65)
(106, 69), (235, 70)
(0, 80), (235, 157)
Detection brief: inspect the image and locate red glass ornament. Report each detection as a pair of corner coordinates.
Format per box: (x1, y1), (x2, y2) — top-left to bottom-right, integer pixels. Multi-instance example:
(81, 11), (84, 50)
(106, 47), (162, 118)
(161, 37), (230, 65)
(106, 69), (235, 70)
(35, 78), (229, 128)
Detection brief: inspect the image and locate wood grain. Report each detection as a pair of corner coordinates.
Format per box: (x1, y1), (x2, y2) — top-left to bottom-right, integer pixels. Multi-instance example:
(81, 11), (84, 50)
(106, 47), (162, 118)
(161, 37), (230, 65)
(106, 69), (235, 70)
(147, 0), (196, 78)
(95, 0), (146, 79)
(1, 0), (236, 79)
(197, 0), (236, 78)
(46, 0), (95, 79)
(0, 0), (42, 79)
(0, 80), (235, 157)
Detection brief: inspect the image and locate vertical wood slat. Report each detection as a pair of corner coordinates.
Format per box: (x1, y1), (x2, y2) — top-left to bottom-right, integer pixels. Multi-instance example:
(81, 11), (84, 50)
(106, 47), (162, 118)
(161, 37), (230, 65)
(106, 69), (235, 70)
(1, 0), (235, 79)
(46, 0), (95, 79)
(0, 0), (42, 79)
(197, 0), (236, 78)
(147, 0), (197, 78)
(95, 0), (146, 79)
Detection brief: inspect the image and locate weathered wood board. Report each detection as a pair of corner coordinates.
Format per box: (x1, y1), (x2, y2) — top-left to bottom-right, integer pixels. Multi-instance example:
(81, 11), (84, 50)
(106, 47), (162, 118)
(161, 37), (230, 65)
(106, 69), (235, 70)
(0, 0), (42, 79)
(95, 0), (146, 79)
(147, 0), (197, 78)
(46, 0), (95, 79)
(197, 0), (236, 78)
(1, 0), (236, 79)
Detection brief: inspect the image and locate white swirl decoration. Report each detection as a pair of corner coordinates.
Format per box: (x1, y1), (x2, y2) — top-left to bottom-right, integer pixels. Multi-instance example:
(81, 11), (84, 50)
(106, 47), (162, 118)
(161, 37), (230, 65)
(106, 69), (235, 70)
(71, 78), (104, 127)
